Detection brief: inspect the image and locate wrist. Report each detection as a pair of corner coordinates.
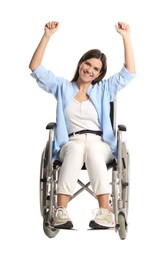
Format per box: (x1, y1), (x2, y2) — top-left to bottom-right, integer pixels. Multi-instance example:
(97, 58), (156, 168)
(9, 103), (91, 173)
(122, 35), (131, 45)
(43, 32), (52, 40)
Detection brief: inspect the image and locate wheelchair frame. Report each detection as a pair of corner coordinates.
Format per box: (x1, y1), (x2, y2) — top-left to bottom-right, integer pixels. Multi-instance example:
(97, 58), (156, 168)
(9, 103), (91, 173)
(40, 101), (130, 240)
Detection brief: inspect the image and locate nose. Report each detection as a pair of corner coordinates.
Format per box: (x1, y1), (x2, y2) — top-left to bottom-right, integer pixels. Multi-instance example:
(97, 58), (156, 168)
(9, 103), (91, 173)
(86, 66), (93, 75)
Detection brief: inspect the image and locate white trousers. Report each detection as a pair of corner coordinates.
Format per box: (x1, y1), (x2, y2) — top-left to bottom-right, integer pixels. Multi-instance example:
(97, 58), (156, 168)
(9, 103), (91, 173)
(57, 133), (114, 196)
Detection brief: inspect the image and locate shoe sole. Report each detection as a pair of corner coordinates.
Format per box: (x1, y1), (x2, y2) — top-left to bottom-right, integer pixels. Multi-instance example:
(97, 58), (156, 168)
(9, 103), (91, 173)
(89, 220), (114, 230)
(54, 221), (73, 229)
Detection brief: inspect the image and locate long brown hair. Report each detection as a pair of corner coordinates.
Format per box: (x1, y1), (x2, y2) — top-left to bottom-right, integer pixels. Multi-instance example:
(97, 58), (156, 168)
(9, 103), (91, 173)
(71, 49), (107, 85)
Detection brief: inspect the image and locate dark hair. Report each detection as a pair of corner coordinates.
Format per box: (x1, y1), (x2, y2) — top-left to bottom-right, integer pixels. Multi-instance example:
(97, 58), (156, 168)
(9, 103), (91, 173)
(71, 49), (107, 85)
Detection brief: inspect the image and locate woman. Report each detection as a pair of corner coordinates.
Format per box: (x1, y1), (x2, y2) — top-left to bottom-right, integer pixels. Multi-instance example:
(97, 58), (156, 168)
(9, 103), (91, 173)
(29, 21), (136, 229)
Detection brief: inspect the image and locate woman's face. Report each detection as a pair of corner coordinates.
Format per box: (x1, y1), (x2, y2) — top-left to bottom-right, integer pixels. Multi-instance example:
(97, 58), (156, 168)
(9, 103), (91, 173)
(78, 58), (102, 84)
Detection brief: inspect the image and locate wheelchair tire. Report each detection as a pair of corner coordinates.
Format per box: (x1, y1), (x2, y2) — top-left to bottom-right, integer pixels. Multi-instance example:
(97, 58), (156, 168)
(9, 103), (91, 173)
(117, 142), (129, 240)
(43, 212), (60, 238)
(40, 141), (49, 217)
(118, 213), (127, 240)
(122, 142), (130, 217)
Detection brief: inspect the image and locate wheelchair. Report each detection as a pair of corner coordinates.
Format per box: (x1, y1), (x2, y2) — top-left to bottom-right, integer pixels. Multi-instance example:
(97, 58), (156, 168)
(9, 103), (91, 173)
(39, 100), (130, 240)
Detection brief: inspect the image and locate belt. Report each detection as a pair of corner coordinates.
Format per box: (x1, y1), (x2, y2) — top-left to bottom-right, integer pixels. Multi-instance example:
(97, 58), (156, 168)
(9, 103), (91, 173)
(68, 129), (103, 137)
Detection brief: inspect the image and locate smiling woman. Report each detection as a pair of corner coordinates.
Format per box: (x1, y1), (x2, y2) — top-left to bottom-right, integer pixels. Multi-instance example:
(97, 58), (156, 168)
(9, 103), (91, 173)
(29, 20), (136, 230)
(71, 49), (107, 86)
(72, 50), (105, 102)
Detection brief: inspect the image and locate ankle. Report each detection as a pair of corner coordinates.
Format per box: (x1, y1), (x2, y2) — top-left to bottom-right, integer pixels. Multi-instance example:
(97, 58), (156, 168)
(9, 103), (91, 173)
(99, 207), (111, 214)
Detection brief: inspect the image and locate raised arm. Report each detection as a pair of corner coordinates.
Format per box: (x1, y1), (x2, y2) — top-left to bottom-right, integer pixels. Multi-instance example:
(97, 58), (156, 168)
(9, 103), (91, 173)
(115, 22), (136, 73)
(29, 21), (59, 72)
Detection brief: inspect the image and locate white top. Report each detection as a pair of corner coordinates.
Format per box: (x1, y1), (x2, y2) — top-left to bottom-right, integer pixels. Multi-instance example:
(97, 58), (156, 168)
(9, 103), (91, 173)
(64, 98), (101, 134)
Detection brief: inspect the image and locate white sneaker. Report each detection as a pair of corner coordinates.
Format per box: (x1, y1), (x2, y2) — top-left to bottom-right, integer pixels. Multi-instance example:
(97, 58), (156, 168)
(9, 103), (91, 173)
(53, 207), (73, 229)
(89, 208), (115, 229)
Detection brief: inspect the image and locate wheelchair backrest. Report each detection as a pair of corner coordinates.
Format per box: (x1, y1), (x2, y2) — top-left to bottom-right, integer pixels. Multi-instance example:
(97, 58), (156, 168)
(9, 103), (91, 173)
(110, 100), (116, 135)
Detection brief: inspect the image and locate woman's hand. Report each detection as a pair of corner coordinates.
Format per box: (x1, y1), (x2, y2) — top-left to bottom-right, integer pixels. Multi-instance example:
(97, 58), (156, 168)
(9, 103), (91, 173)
(115, 22), (130, 38)
(44, 21), (59, 36)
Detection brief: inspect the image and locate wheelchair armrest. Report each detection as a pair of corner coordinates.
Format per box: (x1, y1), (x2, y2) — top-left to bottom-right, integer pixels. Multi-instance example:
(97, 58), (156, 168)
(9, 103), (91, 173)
(46, 122), (56, 130)
(118, 124), (127, 131)
(53, 160), (62, 167)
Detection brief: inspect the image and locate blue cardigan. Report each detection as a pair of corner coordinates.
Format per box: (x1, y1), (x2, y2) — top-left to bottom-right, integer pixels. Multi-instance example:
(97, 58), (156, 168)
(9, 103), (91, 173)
(31, 64), (135, 159)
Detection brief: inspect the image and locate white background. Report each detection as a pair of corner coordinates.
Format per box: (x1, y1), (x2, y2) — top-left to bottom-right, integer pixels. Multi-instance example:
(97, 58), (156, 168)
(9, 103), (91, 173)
(1, 0), (163, 259)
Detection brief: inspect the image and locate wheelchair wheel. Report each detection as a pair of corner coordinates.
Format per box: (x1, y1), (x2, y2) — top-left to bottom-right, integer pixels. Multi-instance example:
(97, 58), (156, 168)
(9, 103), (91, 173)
(118, 142), (130, 240)
(122, 142), (130, 217)
(40, 141), (49, 217)
(43, 211), (60, 238)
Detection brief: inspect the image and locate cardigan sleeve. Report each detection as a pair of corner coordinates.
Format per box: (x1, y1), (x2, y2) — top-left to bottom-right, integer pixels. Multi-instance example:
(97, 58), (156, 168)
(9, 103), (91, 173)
(30, 64), (66, 98)
(104, 65), (136, 101)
